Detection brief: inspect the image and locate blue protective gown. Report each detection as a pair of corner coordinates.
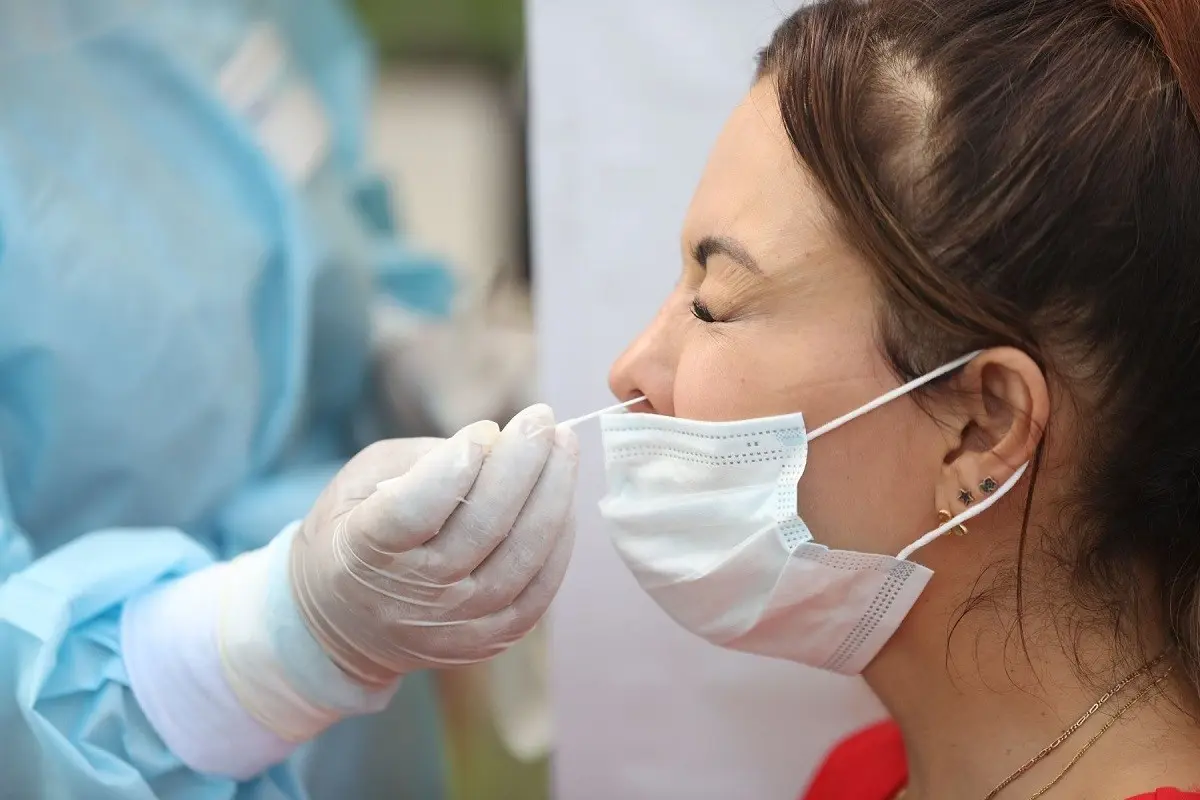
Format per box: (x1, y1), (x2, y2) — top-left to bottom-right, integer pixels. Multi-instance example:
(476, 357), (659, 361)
(0, 0), (454, 797)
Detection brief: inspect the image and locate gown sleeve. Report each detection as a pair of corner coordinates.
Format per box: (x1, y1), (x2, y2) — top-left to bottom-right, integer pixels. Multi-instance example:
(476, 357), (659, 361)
(0, 474), (304, 798)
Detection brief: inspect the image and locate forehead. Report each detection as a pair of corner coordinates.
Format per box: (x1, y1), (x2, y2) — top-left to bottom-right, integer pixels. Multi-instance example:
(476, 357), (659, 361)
(683, 81), (835, 274)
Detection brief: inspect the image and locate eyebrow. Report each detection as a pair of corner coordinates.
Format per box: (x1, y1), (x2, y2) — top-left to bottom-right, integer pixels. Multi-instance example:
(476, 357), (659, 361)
(691, 235), (764, 275)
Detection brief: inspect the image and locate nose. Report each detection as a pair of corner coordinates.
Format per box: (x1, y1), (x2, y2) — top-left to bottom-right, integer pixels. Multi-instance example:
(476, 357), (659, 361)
(608, 298), (680, 416)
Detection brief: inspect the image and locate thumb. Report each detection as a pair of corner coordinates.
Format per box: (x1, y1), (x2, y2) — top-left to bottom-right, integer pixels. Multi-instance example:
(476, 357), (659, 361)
(347, 420), (501, 553)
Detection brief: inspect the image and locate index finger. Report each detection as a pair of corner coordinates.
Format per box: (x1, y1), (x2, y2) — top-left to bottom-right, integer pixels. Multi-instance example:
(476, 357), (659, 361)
(421, 404), (557, 576)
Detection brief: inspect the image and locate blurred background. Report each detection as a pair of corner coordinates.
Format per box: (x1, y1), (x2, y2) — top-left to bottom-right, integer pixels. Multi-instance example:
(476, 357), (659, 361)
(351, 2), (546, 800)
(361, 0), (527, 296)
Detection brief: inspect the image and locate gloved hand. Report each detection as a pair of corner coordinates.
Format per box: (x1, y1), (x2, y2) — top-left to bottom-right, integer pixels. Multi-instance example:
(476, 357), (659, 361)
(123, 403), (578, 773)
(289, 403), (578, 688)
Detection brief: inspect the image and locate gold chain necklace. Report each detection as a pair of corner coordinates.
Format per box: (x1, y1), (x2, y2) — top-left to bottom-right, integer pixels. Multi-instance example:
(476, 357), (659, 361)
(892, 652), (1171, 800)
(1018, 667), (1172, 799)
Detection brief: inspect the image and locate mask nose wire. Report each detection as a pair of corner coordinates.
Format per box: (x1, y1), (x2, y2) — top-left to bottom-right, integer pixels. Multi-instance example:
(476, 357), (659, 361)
(807, 351), (981, 441)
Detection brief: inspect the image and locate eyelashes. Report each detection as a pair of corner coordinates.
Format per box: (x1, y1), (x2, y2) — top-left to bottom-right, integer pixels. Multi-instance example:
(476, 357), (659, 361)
(690, 298), (718, 323)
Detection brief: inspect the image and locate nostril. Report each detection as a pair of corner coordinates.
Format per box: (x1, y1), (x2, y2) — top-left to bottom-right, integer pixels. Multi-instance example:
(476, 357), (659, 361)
(629, 396), (652, 414)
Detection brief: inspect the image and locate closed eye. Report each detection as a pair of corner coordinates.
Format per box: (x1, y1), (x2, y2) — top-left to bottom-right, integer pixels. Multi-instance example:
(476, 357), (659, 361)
(690, 298), (718, 323)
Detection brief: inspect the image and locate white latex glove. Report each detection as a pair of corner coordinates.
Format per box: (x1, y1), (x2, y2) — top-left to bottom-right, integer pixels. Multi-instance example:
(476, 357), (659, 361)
(290, 403), (578, 688)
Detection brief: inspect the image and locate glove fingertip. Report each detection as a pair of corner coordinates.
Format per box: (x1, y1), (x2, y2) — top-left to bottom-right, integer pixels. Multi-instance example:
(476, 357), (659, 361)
(461, 419), (502, 449)
(375, 426), (490, 495)
(553, 424), (579, 456)
(508, 403), (557, 440)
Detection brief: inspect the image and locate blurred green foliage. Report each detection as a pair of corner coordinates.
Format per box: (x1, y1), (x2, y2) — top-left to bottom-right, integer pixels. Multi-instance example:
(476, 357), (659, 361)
(445, 718), (548, 800)
(354, 0), (524, 68)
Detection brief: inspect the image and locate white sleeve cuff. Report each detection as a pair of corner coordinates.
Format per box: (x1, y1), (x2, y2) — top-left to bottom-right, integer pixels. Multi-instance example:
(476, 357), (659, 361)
(120, 523), (398, 780)
(217, 522), (398, 739)
(121, 563), (297, 780)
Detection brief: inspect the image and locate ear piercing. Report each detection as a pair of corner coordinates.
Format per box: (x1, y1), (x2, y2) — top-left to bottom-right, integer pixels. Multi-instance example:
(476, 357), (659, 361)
(941, 477), (997, 537)
(938, 509), (969, 536)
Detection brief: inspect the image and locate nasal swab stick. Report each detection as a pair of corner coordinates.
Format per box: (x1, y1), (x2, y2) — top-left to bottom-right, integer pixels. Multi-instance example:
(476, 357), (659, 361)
(379, 397), (648, 497)
(559, 396), (646, 428)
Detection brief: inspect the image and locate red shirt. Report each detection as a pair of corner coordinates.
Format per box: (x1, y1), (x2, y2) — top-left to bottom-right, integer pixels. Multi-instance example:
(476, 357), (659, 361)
(800, 721), (1200, 800)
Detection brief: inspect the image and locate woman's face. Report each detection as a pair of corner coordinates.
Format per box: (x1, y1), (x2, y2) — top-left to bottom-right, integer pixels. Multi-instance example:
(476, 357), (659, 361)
(608, 81), (952, 556)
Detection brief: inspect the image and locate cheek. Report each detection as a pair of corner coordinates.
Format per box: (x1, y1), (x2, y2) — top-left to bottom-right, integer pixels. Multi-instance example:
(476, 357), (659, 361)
(666, 322), (944, 554)
(797, 403), (942, 554)
(668, 323), (891, 424)
(669, 329), (871, 422)
(669, 336), (774, 421)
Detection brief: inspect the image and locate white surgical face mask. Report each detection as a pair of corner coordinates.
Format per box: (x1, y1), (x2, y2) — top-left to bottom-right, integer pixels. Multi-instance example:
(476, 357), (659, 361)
(597, 352), (1028, 674)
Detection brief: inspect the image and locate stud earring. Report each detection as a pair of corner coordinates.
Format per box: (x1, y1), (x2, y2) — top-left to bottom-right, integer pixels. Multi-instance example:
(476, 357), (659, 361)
(938, 509), (969, 536)
(979, 476), (998, 495)
(957, 488), (975, 506)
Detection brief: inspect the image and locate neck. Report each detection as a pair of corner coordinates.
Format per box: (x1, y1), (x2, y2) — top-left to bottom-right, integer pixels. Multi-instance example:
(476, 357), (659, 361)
(863, 600), (1200, 800)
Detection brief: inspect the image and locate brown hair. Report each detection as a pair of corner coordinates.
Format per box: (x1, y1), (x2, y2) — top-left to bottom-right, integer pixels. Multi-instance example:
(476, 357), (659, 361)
(758, 0), (1200, 688)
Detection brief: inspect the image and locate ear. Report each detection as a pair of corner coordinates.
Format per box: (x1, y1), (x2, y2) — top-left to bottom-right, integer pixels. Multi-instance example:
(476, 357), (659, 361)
(935, 347), (1050, 515)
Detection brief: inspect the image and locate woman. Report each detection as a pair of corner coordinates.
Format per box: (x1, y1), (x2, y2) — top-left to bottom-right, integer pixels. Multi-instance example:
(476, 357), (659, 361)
(603, 0), (1200, 797)
(0, 1), (576, 797)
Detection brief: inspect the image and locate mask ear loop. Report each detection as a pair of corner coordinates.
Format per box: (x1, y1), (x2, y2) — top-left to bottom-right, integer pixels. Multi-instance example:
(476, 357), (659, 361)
(572, 350), (978, 436)
(808, 351), (981, 441)
(896, 461), (1029, 561)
